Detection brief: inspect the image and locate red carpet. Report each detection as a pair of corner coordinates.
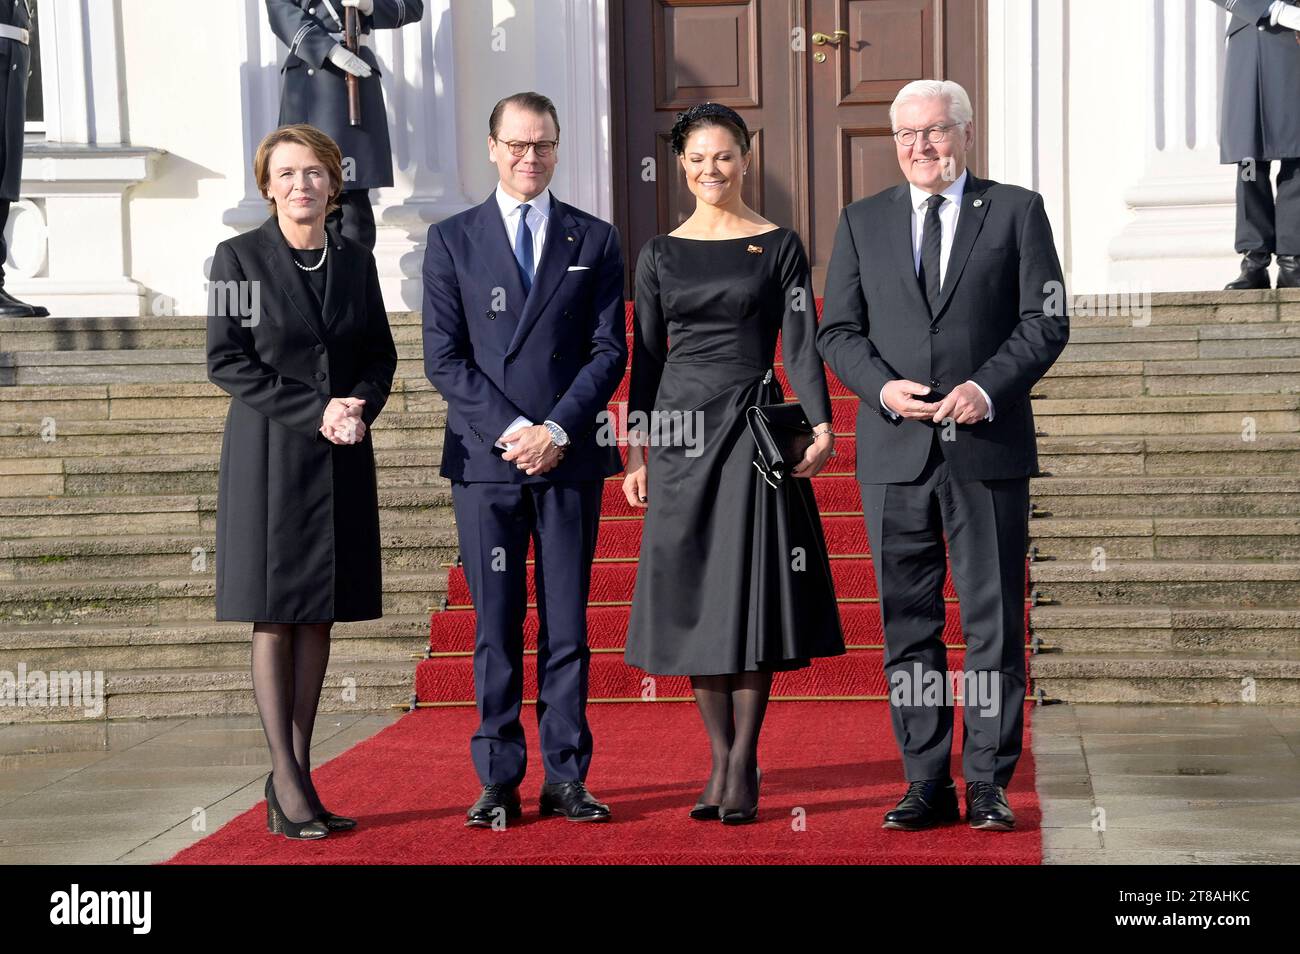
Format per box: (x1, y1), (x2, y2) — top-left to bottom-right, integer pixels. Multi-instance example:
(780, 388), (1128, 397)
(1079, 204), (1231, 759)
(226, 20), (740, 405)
(166, 701), (1041, 865)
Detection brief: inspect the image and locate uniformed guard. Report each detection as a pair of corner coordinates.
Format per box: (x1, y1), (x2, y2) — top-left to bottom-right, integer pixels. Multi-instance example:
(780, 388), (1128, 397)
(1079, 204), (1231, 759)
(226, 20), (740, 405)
(0, 0), (48, 318)
(266, 0), (423, 251)
(1215, 0), (1300, 289)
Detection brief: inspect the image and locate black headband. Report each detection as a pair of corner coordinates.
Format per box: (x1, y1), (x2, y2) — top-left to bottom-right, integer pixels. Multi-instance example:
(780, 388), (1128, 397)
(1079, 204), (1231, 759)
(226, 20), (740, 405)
(669, 103), (751, 156)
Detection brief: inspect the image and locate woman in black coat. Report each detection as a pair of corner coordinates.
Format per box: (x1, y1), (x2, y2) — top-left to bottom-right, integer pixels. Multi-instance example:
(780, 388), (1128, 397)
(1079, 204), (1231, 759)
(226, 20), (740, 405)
(206, 124), (396, 839)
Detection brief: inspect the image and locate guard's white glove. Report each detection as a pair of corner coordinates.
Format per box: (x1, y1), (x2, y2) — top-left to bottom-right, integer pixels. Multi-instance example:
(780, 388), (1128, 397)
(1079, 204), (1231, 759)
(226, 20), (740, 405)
(1271, 1), (1300, 30)
(342, 0), (375, 15)
(327, 43), (372, 78)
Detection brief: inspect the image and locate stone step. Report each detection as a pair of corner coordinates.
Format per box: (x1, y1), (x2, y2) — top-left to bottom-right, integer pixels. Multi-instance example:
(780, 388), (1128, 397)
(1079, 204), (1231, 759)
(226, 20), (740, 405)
(1029, 561), (1300, 606)
(0, 448), (449, 497)
(1029, 652), (1300, 704)
(0, 485), (456, 538)
(1036, 357), (1300, 399)
(1, 348), (427, 385)
(0, 527), (458, 580)
(1, 294), (1294, 353)
(1028, 517), (1300, 561)
(0, 410), (447, 458)
(1029, 604), (1300, 655)
(0, 660), (417, 723)
(1028, 475), (1300, 517)
(1058, 288), (1300, 327)
(1037, 434), (1300, 476)
(0, 379), (442, 424)
(0, 312), (424, 352)
(0, 572), (443, 626)
(0, 615), (433, 672)
(1058, 321), (1300, 362)
(1031, 394), (1300, 436)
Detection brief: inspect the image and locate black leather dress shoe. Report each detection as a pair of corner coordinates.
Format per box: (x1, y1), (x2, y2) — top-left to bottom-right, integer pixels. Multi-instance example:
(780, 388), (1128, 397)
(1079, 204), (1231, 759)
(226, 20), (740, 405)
(965, 780), (1016, 831)
(465, 784), (521, 828)
(1225, 252), (1272, 290)
(883, 779), (956, 831)
(882, 778), (960, 830)
(0, 287), (46, 318)
(1277, 255), (1300, 289)
(538, 780), (610, 822)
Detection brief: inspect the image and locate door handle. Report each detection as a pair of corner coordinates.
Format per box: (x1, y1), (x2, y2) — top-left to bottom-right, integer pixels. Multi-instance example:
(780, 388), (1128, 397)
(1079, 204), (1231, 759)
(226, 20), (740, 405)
(811, 29), (848, 46)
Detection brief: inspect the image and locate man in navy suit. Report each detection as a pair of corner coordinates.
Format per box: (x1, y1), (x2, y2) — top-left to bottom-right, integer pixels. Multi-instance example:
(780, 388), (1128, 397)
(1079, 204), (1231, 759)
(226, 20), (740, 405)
(422, 92), (626, 827)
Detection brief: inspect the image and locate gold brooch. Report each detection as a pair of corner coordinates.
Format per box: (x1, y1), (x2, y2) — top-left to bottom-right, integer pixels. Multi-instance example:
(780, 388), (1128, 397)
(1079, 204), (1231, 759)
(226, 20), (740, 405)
(746, 244), (763, 254)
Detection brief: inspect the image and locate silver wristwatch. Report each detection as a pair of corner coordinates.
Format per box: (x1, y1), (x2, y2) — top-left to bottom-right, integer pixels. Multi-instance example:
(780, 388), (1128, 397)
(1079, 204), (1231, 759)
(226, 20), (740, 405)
(543, 419), (569, 448)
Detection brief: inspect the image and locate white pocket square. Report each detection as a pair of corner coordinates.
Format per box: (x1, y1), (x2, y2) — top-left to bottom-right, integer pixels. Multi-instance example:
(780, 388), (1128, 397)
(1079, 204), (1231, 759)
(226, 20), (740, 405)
(566, 265), (590, 271)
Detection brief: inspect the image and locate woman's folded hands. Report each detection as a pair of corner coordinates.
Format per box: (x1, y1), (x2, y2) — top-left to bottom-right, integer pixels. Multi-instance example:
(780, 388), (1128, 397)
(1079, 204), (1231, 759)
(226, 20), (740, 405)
(321, 397), (368, 444)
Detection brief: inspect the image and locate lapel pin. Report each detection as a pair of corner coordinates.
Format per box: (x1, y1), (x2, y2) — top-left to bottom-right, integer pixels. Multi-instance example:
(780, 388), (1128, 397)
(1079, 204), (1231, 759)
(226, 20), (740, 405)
(566, 235), (574, 242)
(747, 244), (763, 254)
(973, 199), (984, 208)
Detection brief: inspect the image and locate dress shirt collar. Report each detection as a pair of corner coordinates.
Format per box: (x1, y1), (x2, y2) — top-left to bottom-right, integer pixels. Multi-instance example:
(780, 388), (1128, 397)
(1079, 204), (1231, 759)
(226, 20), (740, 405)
(909, 168), (968, 214)
(495, 182), (552, 222)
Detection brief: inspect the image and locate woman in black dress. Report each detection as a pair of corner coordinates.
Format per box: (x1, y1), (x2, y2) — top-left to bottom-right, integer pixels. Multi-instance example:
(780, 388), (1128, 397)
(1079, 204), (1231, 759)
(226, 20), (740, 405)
(622, 104), (845, 823)
(206, 124), (396, 839)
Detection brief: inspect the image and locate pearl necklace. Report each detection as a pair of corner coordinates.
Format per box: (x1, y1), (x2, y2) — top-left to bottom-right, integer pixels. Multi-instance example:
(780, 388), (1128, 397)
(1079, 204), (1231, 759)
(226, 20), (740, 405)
(294, 243), (328, 272)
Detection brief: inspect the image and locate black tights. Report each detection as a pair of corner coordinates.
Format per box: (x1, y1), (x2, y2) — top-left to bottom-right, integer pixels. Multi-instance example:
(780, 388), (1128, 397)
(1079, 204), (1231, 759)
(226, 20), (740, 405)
(252, 622), (333, 824)
(690, 672), (772, 810)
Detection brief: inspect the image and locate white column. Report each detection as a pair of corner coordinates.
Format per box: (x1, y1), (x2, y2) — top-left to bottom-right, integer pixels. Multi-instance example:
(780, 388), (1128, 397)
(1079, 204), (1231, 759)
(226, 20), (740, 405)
(532, 0), (613, 222)
(985, 0), (1069, 273)
(223, 0), (284, 230)
(12, 0), (155, 315)
(370, 0), (476, 309)
(1108, 0), (1237, 290)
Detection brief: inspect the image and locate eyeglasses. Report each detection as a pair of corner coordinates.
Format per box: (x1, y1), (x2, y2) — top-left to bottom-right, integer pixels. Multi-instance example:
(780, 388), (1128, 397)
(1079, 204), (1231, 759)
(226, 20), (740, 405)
(495, 138), (559, 158)
(892, 123), (960, 147)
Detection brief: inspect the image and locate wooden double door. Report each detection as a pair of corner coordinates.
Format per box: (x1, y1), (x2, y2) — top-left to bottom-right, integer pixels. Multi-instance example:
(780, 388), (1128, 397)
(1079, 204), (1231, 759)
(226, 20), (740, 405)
(610, 0), (987, 293)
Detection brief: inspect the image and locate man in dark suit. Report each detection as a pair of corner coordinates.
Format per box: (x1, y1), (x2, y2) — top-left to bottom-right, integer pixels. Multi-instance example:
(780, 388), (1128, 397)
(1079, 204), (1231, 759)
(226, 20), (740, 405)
(422, 92), (626, 827)
(266, 0), (423, 250)
(1214, 0), (1300, 289)
(817, 79), (1069, 832)
(0, 0), (47, 318)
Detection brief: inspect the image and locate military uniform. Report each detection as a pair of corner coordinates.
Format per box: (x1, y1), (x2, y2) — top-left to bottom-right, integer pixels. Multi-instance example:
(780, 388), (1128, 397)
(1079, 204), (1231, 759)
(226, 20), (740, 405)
(266, 0), (423, 250)
(1214, 0), (1300, 288)
(0, 0), (46, 317)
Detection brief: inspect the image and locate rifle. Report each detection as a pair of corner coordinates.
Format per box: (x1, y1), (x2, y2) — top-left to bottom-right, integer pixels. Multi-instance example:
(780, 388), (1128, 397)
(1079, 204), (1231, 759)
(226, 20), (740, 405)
(344, 5), (361, 126)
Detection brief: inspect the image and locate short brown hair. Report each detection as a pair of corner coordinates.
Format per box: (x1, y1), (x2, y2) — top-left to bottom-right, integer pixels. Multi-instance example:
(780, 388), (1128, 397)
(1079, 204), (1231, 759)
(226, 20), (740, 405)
(254, 124), (344, 214)
(489, 91), (561, 141)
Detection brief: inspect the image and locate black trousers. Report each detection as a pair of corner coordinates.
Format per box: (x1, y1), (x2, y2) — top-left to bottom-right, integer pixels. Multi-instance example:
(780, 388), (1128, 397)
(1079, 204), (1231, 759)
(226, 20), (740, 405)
(327, 188), (376, 251)
(450, 478), (604, 787)
(859, 431), (1029, 787)
(1236, 159), (1300, 256)
(0, 199), (10, 286)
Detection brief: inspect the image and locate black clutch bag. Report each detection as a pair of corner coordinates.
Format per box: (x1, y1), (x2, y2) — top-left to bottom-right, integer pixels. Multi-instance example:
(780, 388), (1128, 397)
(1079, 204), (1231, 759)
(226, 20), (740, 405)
(746, 402), (814, 489)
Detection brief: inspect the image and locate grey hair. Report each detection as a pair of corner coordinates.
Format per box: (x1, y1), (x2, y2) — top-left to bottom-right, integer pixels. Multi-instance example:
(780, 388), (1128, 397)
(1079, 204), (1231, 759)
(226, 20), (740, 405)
(889, 79), (974, 130)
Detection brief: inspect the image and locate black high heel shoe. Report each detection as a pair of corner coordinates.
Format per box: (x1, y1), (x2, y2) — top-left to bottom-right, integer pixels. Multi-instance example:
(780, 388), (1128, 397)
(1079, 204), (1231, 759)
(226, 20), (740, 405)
(689, 801), (720, 820)
(265, 773), (329, 840)
(690, 768), (725, 820)
(315, 809), (357, 832)
(720, 766), (761, 825)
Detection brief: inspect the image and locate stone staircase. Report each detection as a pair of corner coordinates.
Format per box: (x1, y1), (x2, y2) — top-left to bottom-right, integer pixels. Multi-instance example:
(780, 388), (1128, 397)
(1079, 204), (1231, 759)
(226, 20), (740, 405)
(1027, 289), (1300, 704)
(0, 312), (455, 722)
(4, 290), (1299, 720)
